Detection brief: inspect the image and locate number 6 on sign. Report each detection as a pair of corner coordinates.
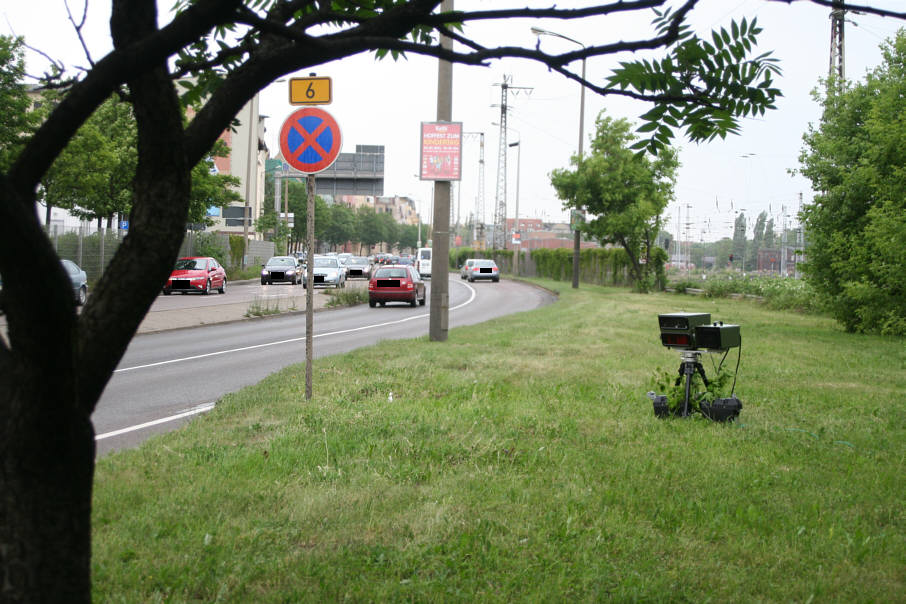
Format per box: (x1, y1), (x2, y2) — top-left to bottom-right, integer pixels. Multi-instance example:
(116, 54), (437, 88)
(289, 77), (331, 105)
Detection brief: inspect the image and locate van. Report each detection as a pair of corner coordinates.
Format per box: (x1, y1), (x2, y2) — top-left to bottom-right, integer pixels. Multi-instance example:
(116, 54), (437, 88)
(416, 247), (432, 278)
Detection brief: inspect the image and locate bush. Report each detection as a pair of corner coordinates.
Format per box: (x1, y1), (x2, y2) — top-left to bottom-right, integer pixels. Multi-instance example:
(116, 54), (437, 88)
(667, 279), (698, 294)
(530, 247), (632, 286)
(229, 235), (245, 268)
(226, 264), (264, 281)
(193, 232), (227, 266)
(324, 288), (368, 308)
(668, 273), (830, 315)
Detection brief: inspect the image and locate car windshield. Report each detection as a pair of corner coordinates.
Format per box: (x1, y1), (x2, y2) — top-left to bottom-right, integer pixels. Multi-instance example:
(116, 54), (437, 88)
(174, 258), (207, 270)
(375, 268), (408, 279)
(313, 257), (338, 268)
(266, 257), (295, 267)
(350, 257), (368, 264)
(475, 260), (496, 268)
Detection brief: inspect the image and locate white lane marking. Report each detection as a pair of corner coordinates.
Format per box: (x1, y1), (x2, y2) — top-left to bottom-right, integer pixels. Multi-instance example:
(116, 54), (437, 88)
(114, 279), (477, 374)
(95, 402), (216, 441)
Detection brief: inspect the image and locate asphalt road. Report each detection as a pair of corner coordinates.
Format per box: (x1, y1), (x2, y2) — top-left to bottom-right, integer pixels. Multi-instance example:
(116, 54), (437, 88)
(93, 276), (555, 456)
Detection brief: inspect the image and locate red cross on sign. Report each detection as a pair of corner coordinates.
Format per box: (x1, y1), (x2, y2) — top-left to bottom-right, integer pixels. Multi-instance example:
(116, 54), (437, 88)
(279, 107), (342, 174)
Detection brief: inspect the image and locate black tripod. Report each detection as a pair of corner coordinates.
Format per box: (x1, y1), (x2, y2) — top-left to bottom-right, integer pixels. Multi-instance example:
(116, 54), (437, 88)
(675, 350), (709, 417)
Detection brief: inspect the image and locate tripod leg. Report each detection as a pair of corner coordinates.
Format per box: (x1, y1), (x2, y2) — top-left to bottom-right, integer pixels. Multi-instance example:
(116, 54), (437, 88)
(682, 362), (694, 417)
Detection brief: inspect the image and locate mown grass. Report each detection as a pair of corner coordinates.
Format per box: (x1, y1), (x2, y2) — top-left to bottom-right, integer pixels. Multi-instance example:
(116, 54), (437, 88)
(93, 279), (906, 602)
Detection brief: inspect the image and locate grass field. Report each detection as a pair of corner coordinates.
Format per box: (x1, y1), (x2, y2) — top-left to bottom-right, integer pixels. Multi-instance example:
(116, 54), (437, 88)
(92, 279), (906, 602)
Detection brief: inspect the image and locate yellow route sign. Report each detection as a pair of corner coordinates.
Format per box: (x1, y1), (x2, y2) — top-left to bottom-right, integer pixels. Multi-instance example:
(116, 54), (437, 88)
(289, 77), (331, 105)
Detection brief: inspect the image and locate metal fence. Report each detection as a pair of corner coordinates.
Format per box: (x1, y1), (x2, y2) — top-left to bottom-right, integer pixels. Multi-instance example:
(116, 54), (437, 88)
(47, 226), (275, 282)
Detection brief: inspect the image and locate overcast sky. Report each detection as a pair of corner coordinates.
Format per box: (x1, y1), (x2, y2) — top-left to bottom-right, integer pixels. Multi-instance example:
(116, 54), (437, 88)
(3, 1), (904, 241)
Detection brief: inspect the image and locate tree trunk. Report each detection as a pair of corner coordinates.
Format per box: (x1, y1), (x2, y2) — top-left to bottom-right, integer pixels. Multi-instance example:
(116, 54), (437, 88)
(1, 2), (191, 600)
(0, 368), (96, 602)
(0, 182), (96, 601)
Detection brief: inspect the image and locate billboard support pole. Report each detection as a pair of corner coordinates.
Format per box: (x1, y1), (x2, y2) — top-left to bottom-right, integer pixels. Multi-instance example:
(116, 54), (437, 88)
(429, 0), (454, 342)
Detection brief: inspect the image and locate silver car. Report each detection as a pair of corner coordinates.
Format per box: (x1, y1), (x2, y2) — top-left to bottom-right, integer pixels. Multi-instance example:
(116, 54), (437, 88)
(462, 258), (500, 282)
(460, 258), (478, 280)
(303, 255), (346, 289)
(344, 256), (373, 279)
(62, 259), (89, 304)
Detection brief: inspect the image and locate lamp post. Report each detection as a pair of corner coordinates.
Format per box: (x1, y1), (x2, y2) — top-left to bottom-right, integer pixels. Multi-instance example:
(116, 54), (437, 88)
(508, 140), (521, 276)
(531, 26), (586, 289)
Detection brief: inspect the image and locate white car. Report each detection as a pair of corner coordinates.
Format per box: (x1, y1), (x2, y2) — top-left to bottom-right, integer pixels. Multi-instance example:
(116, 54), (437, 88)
(416, 247), (432, 278)
(303, 255), (346, 289)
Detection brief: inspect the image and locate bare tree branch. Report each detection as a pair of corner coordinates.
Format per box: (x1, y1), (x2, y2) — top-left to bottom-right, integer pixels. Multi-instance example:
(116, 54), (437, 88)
(770, 0), (906, 20)
(63, 0), (95, 69)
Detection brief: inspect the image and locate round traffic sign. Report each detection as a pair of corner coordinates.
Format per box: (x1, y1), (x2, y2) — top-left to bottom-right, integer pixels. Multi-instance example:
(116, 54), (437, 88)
(279, 107), (342, 174)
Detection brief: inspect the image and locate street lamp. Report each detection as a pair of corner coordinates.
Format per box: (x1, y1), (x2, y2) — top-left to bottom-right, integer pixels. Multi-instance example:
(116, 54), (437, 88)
(531, 26), (586, 289)
(508, 140), (521, 276)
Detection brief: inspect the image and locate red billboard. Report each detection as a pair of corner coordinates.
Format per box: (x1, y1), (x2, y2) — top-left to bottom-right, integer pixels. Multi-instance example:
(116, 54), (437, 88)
(420, 121), (462, 181)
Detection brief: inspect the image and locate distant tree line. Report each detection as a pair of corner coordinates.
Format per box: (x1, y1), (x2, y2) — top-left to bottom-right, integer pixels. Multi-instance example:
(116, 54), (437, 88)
(261, 173), (426, 255)
(667, 209), (788, 272)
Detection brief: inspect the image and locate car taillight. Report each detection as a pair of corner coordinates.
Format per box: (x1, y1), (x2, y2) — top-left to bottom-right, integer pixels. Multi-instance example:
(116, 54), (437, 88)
(368, 281), (375, 290)
(472, 266), (479, 271)
(405, 280), (413, 290)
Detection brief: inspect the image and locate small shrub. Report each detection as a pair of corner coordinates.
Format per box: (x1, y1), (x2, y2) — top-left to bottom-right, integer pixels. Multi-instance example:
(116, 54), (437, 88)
(650, 364), (736, 414)
(324, 288), (368, 308)
(245, 295), (299, 317)
(668, 279), (698, 294)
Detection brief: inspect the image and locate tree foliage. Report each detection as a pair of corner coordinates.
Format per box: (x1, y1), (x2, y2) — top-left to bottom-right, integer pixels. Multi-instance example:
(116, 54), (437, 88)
(0, 36), (39, 172)
(41, 95), (135, 225)
(607, 9), (782, 154)
(189, 140), (242, 223)
(550, 111), (677, 292)
(42, 95), (239, 227)
(798, 31), (906, 335)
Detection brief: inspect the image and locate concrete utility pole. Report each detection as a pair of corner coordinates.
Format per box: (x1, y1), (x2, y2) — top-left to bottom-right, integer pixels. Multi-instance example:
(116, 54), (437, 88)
(242, 95), (258, 269)
(429, 0), (453, 342)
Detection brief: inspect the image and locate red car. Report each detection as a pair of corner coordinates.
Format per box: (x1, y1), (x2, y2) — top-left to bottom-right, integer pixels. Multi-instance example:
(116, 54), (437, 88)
(163, 256), (227, 295)
(368, 265), (426, 307)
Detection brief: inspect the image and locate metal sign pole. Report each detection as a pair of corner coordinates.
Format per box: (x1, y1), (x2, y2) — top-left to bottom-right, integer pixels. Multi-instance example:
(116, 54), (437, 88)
(280, 101), (340, 401)
(305, 174), (315, 400)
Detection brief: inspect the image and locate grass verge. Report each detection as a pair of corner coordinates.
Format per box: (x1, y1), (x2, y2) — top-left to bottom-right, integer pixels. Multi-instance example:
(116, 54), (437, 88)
(93, 279), (906, 602)
(245, 294), (299, 317)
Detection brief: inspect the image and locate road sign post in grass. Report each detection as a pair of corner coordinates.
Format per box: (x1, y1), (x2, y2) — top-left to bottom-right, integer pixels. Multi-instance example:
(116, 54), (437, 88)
(279, 106), (342, 399)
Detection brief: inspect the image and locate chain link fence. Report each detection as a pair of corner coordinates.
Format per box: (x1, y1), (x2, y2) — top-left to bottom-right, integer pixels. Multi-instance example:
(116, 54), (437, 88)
(47, 226), (275, 283)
